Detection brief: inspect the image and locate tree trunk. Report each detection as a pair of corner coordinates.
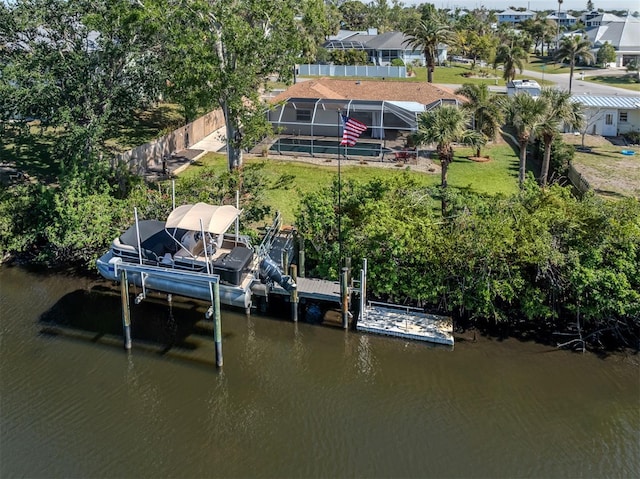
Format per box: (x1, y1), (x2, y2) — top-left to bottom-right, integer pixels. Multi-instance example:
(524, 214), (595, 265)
(540, 135), (553, 187)
(440, 148), (451, 217)
(426, 49), (434, 83)
(518, 138), (528, 187)
(223, 104), (242, 171)
(568, 60), (574, 93)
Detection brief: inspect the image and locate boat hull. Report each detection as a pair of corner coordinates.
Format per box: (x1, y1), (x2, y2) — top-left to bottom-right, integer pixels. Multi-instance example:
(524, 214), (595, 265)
(97, 251), (253, 310)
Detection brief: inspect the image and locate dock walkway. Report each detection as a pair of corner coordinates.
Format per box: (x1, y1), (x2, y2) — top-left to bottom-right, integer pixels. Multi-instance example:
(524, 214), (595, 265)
(357, 302), (454, 346)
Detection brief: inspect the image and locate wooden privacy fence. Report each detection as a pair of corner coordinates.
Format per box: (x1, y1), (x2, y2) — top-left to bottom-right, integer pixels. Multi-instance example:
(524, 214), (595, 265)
(567, 164), (591, 195)
(113, 109), (225, 175)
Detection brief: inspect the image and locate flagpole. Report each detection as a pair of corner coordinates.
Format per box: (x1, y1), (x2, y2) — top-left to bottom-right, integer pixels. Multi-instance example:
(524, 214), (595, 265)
(337, 110), (342, 271)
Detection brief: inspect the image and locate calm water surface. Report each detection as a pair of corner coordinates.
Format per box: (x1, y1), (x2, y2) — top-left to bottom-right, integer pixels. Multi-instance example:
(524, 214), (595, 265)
(1, 266), (638, 478)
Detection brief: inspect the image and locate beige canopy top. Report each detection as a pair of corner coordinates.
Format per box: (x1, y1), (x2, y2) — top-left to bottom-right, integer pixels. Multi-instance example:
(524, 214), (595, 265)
(165, 203), (242, 234)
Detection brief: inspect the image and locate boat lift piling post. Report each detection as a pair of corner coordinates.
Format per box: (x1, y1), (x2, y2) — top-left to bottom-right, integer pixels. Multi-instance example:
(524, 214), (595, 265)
(134, 207), (143, 265)
(341, 267), (349, 329)
(171, 180), (175, 210)
(235, 190), (240, 245)
(119, 269), (132, 350)
(360, 258), (367, 323)
(298, 235), (305, 278)
(290, 264), (298, 322)
(282, 250), (289, 273)
(213, 281), (223, 367)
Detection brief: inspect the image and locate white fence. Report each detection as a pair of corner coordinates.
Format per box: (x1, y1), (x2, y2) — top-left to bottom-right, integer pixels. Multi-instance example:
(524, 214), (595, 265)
(298, 64), (407, 79)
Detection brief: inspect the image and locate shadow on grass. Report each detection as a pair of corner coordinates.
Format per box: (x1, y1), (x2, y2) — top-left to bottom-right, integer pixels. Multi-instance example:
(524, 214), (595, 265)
(1, 126), (61, 182)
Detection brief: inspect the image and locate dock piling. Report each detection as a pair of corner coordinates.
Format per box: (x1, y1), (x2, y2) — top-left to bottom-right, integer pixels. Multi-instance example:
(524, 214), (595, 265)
(213, 281), (223, 367)
(298, 236), (305, 278)
(341, 267), (349, 329)
(119, 269), (132, 350)
(290, 264), (298, 322)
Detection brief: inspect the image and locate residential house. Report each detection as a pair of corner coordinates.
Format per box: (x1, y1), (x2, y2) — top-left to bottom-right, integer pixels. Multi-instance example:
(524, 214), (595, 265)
(324, 30), (447, 67)
(267, 78), (464, 142)
(496, 9), (535, 25)
(572, 96), (640, 136)
(546, 11), (577, 28)
(584, 15), (640, 67)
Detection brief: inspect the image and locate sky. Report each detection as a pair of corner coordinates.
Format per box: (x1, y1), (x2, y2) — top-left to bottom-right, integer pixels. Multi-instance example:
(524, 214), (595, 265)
(401, 1), (639, 12)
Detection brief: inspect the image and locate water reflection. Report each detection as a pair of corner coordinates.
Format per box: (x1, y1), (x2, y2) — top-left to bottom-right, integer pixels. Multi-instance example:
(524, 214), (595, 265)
(1, 267), (638, 478)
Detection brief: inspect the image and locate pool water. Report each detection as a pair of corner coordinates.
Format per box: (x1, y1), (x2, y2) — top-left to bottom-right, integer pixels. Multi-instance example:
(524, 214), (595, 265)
(270, 138), (382, 157)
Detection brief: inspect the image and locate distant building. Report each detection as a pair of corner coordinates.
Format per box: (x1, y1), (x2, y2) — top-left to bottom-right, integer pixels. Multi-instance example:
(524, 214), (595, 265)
(324, 30), (447, 67)
(546, 11), (577, 28)
(496, 9), (535, 25)
(584, 15), (640, 67)
(506, 79), (541, 97)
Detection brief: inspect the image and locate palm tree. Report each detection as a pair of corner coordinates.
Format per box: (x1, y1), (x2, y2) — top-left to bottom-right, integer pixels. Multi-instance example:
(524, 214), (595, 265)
(504, 93), (547, 188)
(411, 105), (482, 215)
(403, 14), (453, 83)
(493, 44), (527, 82)
(455, 83), (504, 158)
(554, 35), (595, 92)
(538, 88), (584, 186)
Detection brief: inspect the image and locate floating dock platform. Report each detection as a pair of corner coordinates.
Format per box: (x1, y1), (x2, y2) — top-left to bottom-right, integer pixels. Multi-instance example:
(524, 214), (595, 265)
(357, 301), (454, 346)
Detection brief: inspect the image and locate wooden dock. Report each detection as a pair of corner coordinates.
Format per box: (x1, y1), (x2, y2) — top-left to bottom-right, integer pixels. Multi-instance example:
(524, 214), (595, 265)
(357, 302), (454, 346)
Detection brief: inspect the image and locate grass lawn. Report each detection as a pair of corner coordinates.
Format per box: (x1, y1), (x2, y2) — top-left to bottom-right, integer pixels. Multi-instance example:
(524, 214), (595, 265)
(564, 134), (640, 199)
(2, 103), (187, 182)
(527, 55), (577, 75)
(105, 103), (187, 152)
(583, 75), (640, 92)
(298, 63), (554, 87)
(178, 142), (521, 223)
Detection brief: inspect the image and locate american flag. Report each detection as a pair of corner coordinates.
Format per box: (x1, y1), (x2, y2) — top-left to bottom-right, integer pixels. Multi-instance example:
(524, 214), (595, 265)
(340, 115), (368, 146)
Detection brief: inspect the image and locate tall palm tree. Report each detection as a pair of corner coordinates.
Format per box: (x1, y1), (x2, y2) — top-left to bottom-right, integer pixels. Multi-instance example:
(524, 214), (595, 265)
(494, 44), (527, 82)
(554, 35), (595, 92)
(504, 93), (547, 188)
(537, 88), (584, 186)
(403, 15), (453, 83)
(455, 83), (504, 157)
(412, 105), (482, 215)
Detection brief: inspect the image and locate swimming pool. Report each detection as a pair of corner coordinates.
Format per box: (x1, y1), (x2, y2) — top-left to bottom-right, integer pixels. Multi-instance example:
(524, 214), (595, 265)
(270, 138), (382, 157)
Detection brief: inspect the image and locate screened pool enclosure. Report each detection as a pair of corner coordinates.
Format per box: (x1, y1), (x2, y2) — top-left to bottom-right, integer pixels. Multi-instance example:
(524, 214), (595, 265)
(266, 98), (460, 158)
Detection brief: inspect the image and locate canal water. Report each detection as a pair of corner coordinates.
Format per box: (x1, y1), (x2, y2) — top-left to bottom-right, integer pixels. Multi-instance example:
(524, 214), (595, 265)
(1, 266), (638, 478)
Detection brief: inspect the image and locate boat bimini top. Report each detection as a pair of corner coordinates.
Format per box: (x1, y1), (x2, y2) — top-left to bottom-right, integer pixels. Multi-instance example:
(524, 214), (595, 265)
(165, 203), (243, 259)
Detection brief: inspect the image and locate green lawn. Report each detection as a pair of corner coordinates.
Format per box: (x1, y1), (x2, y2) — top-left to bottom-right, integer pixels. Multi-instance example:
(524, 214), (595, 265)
(526, 55), (577, 75)
(583, 75), (640, 92)
(564, 134), (640, 199)
(2, 103), (187, 182)
(179, 143), (520, 223)
(299, 63), (554, 87)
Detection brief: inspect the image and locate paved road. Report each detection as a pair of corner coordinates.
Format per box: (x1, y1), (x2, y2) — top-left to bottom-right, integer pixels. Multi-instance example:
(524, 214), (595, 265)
(521, 68), (639, 96)
(441, 68), (639, 97)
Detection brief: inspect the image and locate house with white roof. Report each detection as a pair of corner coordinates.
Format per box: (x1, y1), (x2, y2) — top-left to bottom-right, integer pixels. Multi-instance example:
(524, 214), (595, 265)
(324, 30), (447, 67)
(572, 96), (640, 137)
(496, 9), (535, 25)
(547, 11), (577, 28)
(584, 15), (640, 67)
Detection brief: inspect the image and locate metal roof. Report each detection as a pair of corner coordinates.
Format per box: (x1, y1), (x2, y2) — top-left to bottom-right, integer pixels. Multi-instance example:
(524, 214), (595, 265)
(572, 96), (640, 109)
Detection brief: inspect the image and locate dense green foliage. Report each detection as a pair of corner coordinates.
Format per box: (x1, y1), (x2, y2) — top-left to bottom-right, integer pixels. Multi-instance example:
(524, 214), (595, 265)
(0, 163), (278, 268)
(297, 175), (640, 349)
